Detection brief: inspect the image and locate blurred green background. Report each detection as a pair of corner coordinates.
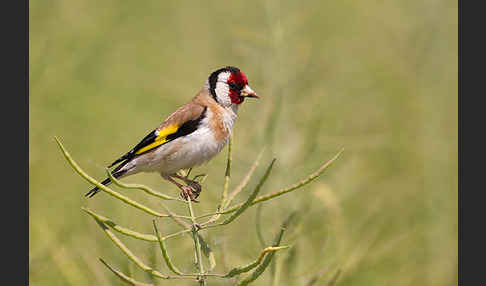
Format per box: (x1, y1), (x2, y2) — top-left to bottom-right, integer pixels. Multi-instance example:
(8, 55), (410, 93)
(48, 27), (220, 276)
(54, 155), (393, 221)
(29, 0), (457, 285)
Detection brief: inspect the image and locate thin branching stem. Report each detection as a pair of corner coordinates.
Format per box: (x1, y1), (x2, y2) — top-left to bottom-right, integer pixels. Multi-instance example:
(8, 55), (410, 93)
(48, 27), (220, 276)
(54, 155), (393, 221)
(198, 233), (217, 272)
(57, 134), (342, 285)
(89, 213), (204, 281)
(55, 137), (176, 218)
(203, 136), (234, 228)
(222, 149), (343, 214)
(99, 258), (154, 286)
(224, 148), (265, 209)
(83, 207), (158, 242)
(106, 168), (185, 202)
(84, 207), (192, 243)
(157, 202), (192, 229)
(89, 214), (170, 279)
(224, 246), (290, 278)
(236, 215), (290, 286)
(153, 220), (185, 276)
(162, 229), (192, 241)
(272, 254), (283, 286)
(195, 211), (225, 220)
(187, 198), (206, 285)
(202, 159), (276, 229)
(255, 204), (266, 247)
(220, 136), (233, 209)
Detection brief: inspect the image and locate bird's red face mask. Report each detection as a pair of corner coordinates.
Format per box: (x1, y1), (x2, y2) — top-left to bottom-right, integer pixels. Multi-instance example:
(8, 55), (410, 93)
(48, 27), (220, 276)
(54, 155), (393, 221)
(208, 66), (259, 106)
(227, 71), (259, 104)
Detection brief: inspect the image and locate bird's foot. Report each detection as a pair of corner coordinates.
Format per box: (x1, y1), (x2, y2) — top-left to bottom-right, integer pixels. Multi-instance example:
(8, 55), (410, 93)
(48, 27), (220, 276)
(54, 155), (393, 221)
(172, 174), (202, 201)
(179, 184), (201, 203)
(188, 180), (202, 197)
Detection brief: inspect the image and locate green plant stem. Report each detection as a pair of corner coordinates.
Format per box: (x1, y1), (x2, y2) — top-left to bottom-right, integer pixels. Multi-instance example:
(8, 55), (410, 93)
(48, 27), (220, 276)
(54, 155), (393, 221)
(222, 149), (343, 214)
(220, 158), (275, 225)
(82, 207), (158, 242)
(202, 139), (233, 226)
(59, 134), (342, 285)
(162, 229), (192, 241)
(55, 137), (175, 218)
(157, 202), (192, 229)
(201, 159), (276, 229)
(198, 233), (217, 271)
(224, 148), (264, 209)
(90, 215), (169, 279)
(153, 220), (185, 276)
(236, 216), (289, 286)
(255, 204), (266, 247)
(83, 207), (193, 242)
(223, 246), (289, 278)
(99, 258), (154, 286)
(195, 211), (225, 220)
(193, 231), (206, 285)
(187, 198), (206, 285)
(89, 212), (204, 281)
(271, 254), (283, 286)
(106, 168), (184, 202)
(220, 135), (233, 209)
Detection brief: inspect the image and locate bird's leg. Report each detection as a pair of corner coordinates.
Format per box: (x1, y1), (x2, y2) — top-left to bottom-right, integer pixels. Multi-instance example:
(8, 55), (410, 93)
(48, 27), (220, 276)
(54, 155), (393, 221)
(166, 176), (199, 202)
(172, 174), (202, 199)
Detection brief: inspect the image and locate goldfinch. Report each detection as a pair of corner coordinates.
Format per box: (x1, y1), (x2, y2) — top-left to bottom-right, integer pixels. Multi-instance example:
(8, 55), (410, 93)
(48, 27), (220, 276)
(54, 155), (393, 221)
(86, 66), (259, 201)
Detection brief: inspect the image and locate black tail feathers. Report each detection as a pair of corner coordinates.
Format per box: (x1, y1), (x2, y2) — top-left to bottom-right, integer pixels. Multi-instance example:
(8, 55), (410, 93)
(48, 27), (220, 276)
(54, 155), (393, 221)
(84, 158), (129, 198)
(85, 168), (127, 198)
(85, 178), (112, 198)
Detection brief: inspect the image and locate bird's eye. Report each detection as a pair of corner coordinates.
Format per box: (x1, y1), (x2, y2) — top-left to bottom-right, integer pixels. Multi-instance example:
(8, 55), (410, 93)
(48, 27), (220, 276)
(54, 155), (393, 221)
(228, 82), (238, 90)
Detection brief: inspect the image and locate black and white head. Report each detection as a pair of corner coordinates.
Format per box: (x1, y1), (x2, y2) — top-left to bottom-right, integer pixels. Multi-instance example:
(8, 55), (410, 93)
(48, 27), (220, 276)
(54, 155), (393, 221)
(206, 66), (259, 108)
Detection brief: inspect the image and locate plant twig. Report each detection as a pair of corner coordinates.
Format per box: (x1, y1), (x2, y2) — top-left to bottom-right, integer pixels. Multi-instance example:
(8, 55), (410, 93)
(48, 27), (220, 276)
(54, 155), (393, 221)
(255, 204), (266, 247)
(198, 234), (217, 272)
(153, 220), (185, 276)
(82, 207), (158, 242)
(99, 258), (154, 286)
(223, 149), (343, 214)
(220, 136), (233, 209)
(220, 158), (276, 225)
(225, 148), (265, 209)
(106, 168), (184, 202)
(55, 137), (175, 218)
(88, 213), (170, 279)
(272, 254), (283, 286)
(83, 207), (192, 242)
(203, 136), (233, 226)
(187, 198), (206, 285)
(203, 159), (276, 228)
(88, 211), (202, 281)
(223, 246), (290, 278)
(157, 202), (192, 229)
(235, 214), (291, 286)
(58, 134), (342, 285)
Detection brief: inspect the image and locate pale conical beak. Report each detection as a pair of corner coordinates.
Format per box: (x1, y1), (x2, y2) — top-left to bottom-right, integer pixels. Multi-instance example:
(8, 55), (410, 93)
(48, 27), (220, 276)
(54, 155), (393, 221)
(241, 85), (259, 99)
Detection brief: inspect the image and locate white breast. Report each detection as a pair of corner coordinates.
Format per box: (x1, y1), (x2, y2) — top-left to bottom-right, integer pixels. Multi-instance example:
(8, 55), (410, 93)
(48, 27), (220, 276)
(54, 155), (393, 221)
(136, 105), (238, 176)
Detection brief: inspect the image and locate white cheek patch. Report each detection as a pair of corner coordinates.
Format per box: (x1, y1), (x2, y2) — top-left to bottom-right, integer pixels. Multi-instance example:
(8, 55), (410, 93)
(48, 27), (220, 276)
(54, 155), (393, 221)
(215, 72), (232, 106)
(215, 81), (230, 104)
(217, 71), (231, 83)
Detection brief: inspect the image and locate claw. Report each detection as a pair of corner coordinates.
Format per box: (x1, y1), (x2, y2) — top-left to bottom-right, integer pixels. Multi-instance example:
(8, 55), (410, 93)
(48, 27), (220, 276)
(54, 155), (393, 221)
(180, 185), (200, 203)
(188, 181), (202, 198)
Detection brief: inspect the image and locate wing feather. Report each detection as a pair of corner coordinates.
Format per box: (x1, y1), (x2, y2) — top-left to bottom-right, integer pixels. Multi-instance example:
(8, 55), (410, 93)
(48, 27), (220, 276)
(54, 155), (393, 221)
(134, 125), (178, 155)
(108, 101), (207, 169)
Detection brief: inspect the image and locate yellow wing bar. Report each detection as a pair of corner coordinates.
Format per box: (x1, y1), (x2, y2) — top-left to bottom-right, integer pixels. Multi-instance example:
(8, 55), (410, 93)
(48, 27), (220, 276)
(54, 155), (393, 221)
(135, 125), (179, 155)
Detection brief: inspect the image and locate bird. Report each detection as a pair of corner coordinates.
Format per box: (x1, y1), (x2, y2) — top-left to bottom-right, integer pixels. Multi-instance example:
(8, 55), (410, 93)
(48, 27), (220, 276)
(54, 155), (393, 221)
(85, 66), (259, 201)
